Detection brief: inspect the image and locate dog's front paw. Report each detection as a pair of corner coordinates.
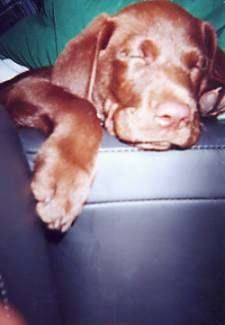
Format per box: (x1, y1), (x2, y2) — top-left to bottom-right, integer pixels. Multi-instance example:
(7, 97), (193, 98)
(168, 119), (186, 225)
(31, 155), (94, 232)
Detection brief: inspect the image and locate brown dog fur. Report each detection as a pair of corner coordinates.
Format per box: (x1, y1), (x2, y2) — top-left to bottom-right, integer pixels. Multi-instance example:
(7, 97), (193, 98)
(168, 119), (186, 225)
(0, 1), (225, 231)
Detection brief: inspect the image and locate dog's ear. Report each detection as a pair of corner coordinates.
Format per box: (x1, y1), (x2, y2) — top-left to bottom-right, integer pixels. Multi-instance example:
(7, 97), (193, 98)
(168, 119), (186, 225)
(211, 47), (225, 85)
(201, 23), (218, 68)
(52, 15), (115, 99)
(199, 22), (225, 116)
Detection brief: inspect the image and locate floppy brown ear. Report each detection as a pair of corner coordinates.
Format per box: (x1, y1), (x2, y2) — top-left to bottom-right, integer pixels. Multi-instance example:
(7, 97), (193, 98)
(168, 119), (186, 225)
(199, 22), (225, 116)
(211, 47), (225, 85)
(52, 14), (115, 99)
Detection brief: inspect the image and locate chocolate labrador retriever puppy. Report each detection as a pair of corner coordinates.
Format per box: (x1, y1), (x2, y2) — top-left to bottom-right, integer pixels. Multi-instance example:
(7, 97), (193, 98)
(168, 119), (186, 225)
(0, 1), (225, 231)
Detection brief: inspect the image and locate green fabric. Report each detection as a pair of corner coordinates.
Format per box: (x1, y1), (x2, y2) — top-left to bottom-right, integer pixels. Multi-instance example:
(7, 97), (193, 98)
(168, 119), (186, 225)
(0, 0), (137, 68)
(173, 0), (223, 19)
(0, 0), (225, 68)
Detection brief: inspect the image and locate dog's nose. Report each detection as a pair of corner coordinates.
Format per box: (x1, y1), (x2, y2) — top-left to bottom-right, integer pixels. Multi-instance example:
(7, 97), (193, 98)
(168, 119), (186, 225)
(155, 102), (190, 127)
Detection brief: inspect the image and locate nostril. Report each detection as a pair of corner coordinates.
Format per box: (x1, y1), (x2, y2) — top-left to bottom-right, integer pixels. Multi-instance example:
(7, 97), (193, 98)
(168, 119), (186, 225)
(155, 115), (173, 127)
(155, 102), (190, 127)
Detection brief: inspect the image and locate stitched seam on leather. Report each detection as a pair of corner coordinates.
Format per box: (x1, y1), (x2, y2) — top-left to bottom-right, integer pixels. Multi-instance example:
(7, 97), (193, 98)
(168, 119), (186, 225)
(192, 145), (225, 150)
(87, 197), (225, 206)
(99, 146), (225, 153)
(25, 145), (225, 155)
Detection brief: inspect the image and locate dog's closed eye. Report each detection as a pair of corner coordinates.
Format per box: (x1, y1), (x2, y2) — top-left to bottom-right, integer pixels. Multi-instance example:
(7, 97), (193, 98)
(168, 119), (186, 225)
(182, 51), (204, 70)
(117, 39), (159, 65)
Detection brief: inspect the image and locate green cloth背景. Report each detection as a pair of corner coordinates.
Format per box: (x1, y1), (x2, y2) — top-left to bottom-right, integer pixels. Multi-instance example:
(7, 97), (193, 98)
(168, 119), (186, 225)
(0, 0), (224, 68)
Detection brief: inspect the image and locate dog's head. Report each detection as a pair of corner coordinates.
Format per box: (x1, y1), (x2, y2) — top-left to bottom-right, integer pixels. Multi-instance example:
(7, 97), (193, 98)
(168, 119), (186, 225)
(53, 1), (225, 150)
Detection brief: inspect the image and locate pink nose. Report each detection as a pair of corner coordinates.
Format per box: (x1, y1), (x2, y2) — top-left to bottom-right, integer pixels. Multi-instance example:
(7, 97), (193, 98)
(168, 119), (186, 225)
(155, 102), (190, 127)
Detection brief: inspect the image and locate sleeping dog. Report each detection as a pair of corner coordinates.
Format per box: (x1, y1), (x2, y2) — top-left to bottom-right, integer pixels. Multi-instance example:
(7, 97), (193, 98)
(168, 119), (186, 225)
(0, 1), (225, 231)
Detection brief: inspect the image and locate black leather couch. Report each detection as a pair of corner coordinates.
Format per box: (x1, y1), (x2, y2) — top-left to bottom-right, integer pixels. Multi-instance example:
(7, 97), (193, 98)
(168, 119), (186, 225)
(0, 106), (225, 325)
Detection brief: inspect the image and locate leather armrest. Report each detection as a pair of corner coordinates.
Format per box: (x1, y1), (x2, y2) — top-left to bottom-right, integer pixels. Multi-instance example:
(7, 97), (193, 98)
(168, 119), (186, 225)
(19, 118), (225, 201)
(44, 117), (225, 325)
(13, 113), (225, 325)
